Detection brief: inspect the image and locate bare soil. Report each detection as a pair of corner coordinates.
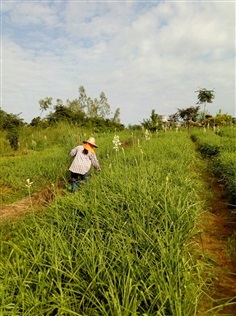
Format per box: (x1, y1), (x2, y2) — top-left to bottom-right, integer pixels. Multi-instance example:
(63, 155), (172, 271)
(196, 173), (236, 315)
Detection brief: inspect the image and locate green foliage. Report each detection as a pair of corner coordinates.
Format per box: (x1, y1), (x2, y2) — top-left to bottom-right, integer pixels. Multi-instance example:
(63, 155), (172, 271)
(0, 134), (11, 152)
(0, 109), (24, 131)
(0, 110), (25, 150)
(0, 146), (69, 201)
(39, 97), (53, 116)
(191, 129), (235, 157)
(89, 117), (125, 133)
(212, 152), (236, 205)
(0, 123), (80, 203)
(195, 88), (215, 104)
(46, 104), (86, 125)
(112, 107), (121, 124)
(78, 86), (112, 120)
(191, 127), (236, 206)
(1, 127), (234, 315)
(210, 111), (233, 126)
(127, 124), (142, 130)
(6, 128), (19, 151)
(216, 126), (236, 138)
(98, 91), (111, 118)
(2, 84), (123, 133)
(78, 85), (88, 110)
(0, 131), (205, 315)
(34, 88), (124, 131)
(66, 98), (85, 113)
(141, 109), (160, 131)
(195, 88), (216, 124)
(29, 116), (49, 128)
(177, 106), (201, 122)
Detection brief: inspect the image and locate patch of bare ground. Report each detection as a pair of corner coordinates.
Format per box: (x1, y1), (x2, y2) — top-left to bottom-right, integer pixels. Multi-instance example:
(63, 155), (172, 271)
(0, 185), (62, 222)
(196, 171), (236, 315)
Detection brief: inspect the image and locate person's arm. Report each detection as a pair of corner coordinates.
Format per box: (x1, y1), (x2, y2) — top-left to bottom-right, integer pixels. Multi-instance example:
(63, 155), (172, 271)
(90, 153), (101, 170)
(70, 147), (78, 157)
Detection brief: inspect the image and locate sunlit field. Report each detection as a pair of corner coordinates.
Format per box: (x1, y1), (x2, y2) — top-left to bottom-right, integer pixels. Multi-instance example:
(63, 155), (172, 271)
(0, 124), (235, 315)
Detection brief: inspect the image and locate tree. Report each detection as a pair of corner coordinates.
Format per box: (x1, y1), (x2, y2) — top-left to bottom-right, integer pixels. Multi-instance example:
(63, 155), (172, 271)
(142, 109), (159, 131)
(87, 97), (99, 118)
(39, 97), (53, 117)
(195, 88), (215, 122)
(6, 129), (19, 151)
(55, 98), (64, 107)
(212, 109), (233, 126)
(98, 92), (111, 119)
(177, 106), (200, 122)
(169, 113), (179, 123)
(46, 105), (75, 124)
(38, 85), (123, 129)
(112, 108), (121, 124)
(30, 116), (43, 127)
(0, 110), (24, 150)
(150, 109), (159, 127)
(177, 106), (201, 130)
(66, 98), (85, 114)
(78, 86), (88, 111)
(0, 109), (24, 130)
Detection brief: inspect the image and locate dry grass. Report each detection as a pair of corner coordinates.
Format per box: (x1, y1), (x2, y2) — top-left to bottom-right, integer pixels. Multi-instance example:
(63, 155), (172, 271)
(0, 185), (60, 222)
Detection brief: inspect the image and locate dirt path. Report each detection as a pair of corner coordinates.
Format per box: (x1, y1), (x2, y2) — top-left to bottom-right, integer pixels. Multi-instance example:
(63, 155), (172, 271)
(197, 172), (236, 315)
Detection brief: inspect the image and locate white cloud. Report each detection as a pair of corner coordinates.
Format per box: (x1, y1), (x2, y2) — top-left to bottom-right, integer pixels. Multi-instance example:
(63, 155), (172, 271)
(1, 0), (235, 126)
(4, 1), (61, 27)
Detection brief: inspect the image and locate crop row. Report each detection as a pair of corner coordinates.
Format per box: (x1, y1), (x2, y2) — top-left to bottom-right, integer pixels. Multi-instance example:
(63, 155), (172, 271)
(0, 123), (88, 204)
(191, 127), (236, 205)
(0, 129), (208, 315)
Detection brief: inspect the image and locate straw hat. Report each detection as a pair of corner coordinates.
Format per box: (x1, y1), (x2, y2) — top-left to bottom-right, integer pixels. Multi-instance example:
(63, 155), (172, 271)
(83, 137), (98, 148)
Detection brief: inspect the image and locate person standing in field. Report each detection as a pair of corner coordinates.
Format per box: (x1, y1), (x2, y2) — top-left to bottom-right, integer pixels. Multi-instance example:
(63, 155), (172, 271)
(69, 137), (101, 192)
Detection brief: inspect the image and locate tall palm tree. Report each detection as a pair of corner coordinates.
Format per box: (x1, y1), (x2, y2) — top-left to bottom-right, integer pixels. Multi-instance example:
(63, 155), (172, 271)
(195, 88), (215, 123)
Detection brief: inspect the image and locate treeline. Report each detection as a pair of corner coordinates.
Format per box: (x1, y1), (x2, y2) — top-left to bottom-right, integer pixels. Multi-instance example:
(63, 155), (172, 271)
(140, 107), (234, 132)
(0, 86), (125, 150)
(34, 86), (122, 129)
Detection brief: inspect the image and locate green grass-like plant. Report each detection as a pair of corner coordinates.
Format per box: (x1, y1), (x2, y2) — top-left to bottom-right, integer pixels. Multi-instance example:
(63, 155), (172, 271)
(191, 127), (236, 207)
(1, 130), (208, 315)
(211, 151), (236, 205)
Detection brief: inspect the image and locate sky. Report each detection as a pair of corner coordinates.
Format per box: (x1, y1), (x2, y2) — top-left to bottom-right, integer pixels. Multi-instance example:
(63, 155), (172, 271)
(1, 0), (235, 127)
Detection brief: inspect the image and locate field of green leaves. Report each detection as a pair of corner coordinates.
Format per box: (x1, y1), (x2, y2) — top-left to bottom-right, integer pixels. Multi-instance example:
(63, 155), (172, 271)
(191, 126), (236, 206)
(0, 124), (235, 315)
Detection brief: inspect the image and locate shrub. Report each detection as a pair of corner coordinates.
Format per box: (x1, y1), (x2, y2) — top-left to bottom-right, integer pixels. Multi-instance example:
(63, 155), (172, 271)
(212, 152), (236, 205)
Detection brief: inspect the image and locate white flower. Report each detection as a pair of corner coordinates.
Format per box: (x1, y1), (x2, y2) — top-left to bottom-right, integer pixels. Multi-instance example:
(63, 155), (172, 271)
(144, 129), (150, 140)
(112, 135), (121, 152)
(25, 178), (33, 188)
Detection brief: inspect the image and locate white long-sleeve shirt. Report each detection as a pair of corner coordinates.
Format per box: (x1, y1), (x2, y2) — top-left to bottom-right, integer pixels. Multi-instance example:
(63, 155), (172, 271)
(69, 145), (100, 175)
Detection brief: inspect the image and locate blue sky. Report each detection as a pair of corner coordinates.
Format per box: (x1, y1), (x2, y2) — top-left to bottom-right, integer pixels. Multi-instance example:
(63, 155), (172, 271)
(1, 0), (235, 126)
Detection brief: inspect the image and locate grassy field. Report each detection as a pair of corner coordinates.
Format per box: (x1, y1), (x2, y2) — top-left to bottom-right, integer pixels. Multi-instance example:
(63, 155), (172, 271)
(191, 126), (236, 205)
(0, 125), (235, 315)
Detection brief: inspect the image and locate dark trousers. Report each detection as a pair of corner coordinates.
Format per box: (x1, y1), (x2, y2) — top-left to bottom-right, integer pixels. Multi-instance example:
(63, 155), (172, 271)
(71, 172), (88, 192)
